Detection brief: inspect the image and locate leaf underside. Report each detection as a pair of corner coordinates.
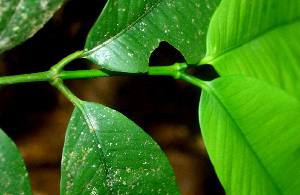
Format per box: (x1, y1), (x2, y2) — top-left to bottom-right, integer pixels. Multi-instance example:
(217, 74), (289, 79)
(199, 76), (300, 194)
(0, 0), (65, 54)
(201, 0), (300, 99)
(0, 128), (32, 194)
(199, 0), (300, 194)
(84, 0), (220, 73)
(61, 101), (180, 194)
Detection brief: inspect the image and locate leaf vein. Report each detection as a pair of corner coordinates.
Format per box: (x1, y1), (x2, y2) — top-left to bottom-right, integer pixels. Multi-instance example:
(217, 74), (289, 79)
(83, 0), (165, 57)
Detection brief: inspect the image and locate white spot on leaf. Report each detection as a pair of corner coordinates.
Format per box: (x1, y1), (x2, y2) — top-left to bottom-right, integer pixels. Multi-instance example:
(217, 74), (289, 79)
(40, 0), (49, 10)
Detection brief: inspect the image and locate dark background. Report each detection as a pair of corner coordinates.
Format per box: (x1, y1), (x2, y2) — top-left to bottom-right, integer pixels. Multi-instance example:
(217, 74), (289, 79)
(0, 0), (224, 194)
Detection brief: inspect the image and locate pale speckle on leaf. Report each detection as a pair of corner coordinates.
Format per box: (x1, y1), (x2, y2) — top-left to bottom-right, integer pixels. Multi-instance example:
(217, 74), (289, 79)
(40, 0), (49, 10)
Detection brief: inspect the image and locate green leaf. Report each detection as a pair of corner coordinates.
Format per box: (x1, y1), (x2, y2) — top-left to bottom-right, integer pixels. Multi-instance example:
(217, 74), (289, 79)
(199, 76), (300, 194)
(201, 0), (300, 99)
(83, 0), (220, 73)
(0, 0), (65, 54)
(0, 128), (32, 194)
(61, 101), (179, 194)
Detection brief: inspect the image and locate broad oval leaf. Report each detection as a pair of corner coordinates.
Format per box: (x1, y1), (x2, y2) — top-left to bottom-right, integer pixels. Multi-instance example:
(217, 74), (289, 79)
(0, 128), (32, 194)
(0, 0), (65, 54)
(199, 76), (300, 194)
(61, 101), (179, 194)
(200, 0), (300, 99)
(83, 0), (220, 73)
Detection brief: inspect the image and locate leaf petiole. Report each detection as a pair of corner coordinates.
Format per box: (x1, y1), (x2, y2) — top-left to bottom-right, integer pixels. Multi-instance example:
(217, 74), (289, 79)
(178, 72), (211, 91)
(50, 50), (84, 74)
(50, 78), (82, 106)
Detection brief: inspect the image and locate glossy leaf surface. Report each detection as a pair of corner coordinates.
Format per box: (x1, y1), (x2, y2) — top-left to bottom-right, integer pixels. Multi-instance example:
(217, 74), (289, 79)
(0, 0), (65, 54)
(61, 101), (179, 194)
(201, 0), (300, 99)
(83, 0), (220, 73)
(0, 128), (32, 194)
(199, 76), (300, 194)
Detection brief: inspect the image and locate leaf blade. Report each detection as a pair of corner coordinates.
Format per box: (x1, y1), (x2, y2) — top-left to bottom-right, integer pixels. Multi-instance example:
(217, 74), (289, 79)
(84, 0), (220, 72)
(201, 0), (300, 99)
(61, 101), (179, 194)
(0, 0), (65, 54)
(0, 128), (32, 194)
(199, 76), (300, 194)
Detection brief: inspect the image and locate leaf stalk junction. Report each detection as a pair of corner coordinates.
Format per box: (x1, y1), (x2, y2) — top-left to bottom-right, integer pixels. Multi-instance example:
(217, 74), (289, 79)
(0, 50), (209, 105)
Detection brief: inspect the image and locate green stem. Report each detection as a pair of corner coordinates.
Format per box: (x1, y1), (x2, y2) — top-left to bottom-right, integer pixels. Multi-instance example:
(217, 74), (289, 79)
(50, 78), (95, 131)
(148, 62), (188, 79)
(0, 64), (183, 85)
(0, 52), (207, 91)
(58, 69), (134, 80)
(0, 70), (54, 85)
(50, 78), (82, 106)
(58, 62), (188, 80)
(50, 50), (84, 74)
(178, 72), (211, 91)
(0, 50), (84, 86)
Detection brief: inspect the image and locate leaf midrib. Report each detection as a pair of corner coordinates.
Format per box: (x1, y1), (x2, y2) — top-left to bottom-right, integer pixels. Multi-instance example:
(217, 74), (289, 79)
(77, 103), (114, 194)
(83, 0), (164, 56)
(203, 81), (282, 194)
(200, 17), (300, 64)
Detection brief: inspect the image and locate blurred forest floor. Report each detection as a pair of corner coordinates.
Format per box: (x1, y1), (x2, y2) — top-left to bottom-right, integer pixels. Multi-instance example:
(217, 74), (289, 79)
(0, 0), (224, 194)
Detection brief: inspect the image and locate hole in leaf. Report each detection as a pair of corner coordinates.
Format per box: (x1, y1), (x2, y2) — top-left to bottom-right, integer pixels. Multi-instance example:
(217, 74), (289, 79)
(149, 41), (186, 66)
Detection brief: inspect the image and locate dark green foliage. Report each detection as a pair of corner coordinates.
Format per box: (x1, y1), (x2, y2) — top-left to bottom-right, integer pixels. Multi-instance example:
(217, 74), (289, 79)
(0, 128), (32, 194)
(61, 101), (180, 194)
(0, 0), (65, 53)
